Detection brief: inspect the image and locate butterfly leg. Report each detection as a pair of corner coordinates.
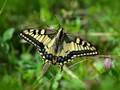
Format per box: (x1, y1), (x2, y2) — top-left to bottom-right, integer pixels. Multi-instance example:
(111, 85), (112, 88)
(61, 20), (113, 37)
(59, 63), (64, 71)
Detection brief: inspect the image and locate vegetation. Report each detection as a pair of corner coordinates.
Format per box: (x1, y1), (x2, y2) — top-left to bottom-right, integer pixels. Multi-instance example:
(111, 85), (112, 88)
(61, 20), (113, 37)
(0, 0), (120, 90)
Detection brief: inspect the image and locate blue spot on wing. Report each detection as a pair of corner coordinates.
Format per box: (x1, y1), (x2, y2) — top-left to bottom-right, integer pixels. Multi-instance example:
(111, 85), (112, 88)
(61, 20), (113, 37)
(57, 56), (64, 62)
(45, 54), (53, 60)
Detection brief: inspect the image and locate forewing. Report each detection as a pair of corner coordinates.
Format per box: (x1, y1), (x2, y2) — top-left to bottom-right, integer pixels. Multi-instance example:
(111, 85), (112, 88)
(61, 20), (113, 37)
(20, 28), (56, 59)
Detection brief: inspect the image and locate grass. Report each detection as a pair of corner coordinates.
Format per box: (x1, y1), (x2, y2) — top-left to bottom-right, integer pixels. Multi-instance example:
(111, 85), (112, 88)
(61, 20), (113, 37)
(0, 0), (120, 90)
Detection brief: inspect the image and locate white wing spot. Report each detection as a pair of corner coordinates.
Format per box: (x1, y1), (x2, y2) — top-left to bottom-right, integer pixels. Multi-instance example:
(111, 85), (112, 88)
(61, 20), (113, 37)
(41, 29), (45, 34)
(24, 30), (29, 34)
(82, 41), (85, 46)
(76, 38), (80, 44)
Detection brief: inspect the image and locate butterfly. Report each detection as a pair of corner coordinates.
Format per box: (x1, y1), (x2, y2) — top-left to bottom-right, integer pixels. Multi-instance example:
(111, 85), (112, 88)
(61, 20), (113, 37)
(20, 27), (98, 70)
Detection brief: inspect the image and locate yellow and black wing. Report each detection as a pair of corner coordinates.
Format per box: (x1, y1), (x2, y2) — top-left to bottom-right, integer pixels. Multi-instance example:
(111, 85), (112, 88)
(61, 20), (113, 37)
(20, 28), (56, 57)
(56, 35), (98, 64)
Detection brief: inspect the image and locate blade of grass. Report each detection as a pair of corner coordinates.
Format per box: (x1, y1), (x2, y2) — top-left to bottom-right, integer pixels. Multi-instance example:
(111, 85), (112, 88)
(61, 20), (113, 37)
(0, 0), (7, 16)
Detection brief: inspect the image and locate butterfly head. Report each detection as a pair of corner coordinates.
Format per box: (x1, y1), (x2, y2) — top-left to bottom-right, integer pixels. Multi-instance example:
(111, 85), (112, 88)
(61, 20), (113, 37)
(56, 27), (64, 38)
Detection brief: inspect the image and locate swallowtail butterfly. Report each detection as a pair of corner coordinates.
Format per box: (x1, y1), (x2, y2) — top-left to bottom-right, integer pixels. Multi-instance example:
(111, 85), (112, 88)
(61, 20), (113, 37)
(20, 27), (98, 70)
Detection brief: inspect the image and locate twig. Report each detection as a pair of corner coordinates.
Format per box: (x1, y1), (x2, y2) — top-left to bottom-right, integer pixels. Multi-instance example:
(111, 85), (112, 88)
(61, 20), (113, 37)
(63, 66), (79, 79)
(0, 0), (7, 15)
(68, 59), (88, 69)
(63, 66), (86, 87)
(87, 32), (119, 36)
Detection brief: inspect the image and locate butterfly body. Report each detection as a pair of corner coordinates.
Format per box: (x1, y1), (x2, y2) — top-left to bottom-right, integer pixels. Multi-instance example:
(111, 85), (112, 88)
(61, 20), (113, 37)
(20, 27), (98, 69)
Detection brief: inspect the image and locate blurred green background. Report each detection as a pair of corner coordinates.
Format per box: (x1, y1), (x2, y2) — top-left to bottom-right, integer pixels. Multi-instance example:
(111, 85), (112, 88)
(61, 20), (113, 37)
(0, 0), (120, 90)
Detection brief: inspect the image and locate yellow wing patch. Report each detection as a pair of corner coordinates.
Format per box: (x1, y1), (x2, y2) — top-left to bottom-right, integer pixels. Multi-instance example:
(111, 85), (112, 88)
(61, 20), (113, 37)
(58, 37), (98, 58)
(22, 29), (53, 46)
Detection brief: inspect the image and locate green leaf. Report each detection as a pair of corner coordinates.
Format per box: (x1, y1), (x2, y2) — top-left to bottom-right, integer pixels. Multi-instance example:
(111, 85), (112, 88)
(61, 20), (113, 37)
(20, 53), (32, 61)
(52, 72), (63, 90)
(93, 61), (105, 74)
(3, 28), (15, 42)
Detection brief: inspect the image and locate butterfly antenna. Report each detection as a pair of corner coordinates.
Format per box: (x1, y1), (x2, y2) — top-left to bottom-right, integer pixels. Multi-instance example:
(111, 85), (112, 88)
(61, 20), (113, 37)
(53, 15), (63, 31)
